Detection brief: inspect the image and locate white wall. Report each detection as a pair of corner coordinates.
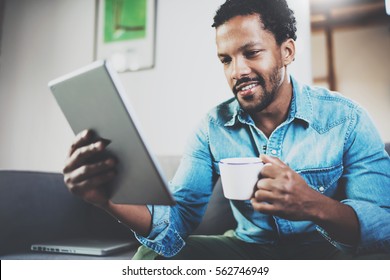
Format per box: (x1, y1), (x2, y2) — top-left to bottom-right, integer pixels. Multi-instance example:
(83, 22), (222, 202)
(334, 26), (390, 142)
(0, 0), (95, 171)
(311, 25), (390, 142)
(0, 0), (311, 172)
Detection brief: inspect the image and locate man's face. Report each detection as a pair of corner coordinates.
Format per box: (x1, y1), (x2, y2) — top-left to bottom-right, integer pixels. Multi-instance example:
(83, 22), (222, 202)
(216, 14), (285, 114)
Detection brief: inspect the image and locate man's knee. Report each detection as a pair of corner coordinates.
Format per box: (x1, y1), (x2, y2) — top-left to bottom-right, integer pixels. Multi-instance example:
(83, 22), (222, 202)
(132, 235), (237, 260)
(132, 245), (161, 260)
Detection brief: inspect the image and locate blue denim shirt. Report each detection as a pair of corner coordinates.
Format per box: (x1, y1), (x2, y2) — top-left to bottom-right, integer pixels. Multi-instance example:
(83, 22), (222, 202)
(135, 77), (390, 257)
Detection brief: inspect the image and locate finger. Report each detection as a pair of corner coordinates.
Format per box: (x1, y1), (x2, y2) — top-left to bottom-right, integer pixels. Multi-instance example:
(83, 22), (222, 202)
(256, 178), (274, 191)
(260, 154), (288, 168)
(253, 186), (286, 204)
(68, 130), (95, 157)
(67, 170), (116, 196)
(63, 141), (108, 173)
(253, 188), (273, 201)
(259, 163), (281, 179)
(65, 158), (116, 184)
(251, 199), (276, 214)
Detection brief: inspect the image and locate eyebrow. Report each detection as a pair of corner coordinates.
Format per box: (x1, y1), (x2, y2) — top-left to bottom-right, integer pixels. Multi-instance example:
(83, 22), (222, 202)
(238, 41), (262, 52)
(217, 41), (262, 57)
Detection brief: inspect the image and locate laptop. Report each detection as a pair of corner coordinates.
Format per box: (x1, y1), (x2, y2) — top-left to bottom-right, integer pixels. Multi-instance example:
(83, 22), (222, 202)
(48, 60), (175, 205)
(31, 238), (137, 256)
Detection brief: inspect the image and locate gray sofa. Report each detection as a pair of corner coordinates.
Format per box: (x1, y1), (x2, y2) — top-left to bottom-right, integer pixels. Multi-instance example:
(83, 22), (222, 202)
(0, 156), (236, 259)
(2, 144), (389, 260)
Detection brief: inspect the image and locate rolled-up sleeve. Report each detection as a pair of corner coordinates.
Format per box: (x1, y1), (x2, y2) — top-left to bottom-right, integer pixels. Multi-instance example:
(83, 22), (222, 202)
(134, 117), (218, 257)
(318, 106), (390, 253)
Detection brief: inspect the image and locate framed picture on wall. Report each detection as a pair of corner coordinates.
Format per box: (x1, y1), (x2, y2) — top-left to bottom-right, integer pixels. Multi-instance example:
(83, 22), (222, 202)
(94, 0), (156, 72)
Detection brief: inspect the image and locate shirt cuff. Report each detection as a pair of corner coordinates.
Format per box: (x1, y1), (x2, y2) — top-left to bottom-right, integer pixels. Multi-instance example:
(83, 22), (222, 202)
(343, 199), (390, 253)
(133, 205), (186, 258)
(316, 199), (390, 254)
(316, 225), (357, 254)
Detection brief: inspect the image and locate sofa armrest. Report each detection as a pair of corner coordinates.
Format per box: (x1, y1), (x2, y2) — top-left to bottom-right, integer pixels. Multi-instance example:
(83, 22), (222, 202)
(0, 170), (132, 256)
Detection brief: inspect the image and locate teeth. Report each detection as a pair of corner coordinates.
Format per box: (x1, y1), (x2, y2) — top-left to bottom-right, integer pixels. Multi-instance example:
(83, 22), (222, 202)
(241, 84), (257, 91)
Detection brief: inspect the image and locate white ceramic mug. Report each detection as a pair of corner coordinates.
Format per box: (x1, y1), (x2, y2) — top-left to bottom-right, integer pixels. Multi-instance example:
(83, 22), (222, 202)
(219, 157), (264, 200)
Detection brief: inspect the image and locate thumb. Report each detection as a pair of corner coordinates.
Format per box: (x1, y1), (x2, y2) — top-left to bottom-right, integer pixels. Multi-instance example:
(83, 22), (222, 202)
(260, 154), (287, 168)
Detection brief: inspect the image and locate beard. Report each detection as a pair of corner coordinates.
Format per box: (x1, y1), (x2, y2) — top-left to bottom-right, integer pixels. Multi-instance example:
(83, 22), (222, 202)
(233, 66), (282, 114)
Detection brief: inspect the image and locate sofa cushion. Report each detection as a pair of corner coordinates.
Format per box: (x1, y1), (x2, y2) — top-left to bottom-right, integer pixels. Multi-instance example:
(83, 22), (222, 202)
(0, 170), (131, 256)
(193, 178), (237, 235)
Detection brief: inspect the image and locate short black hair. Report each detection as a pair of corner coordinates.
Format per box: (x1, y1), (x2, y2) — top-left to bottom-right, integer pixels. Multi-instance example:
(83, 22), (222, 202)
(212, 0), (297, 45)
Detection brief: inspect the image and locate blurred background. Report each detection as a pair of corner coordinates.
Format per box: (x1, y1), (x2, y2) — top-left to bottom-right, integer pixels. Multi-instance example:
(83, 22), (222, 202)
(311, 0), (390, 143)
(0, 0), (388, 172)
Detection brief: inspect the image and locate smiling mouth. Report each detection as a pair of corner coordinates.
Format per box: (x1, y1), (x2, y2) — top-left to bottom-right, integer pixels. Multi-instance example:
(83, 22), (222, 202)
(240, 83), (258, 91)
(236, 82), (259, 98)
(233, 76), (264, 95)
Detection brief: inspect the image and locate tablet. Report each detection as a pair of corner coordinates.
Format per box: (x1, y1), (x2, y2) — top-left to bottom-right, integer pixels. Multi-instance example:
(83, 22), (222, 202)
(49, 60), (175, 205)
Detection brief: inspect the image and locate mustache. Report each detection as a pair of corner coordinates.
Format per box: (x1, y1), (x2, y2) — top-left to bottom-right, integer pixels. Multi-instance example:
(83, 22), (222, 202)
(233, 76), (266, 95)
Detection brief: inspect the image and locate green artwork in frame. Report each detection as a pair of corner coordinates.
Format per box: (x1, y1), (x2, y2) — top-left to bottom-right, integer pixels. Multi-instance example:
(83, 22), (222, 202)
(95, 0), (155, 71)
(104, 0), (147, 43)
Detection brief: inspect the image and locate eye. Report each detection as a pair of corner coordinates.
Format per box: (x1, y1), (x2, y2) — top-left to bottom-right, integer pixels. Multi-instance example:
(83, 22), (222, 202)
(219, 56), (231, 65)
(244, 50), (260, 59)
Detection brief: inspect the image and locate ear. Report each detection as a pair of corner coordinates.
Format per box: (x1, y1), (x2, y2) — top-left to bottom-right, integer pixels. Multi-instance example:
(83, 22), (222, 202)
(281, 38), (296, 66)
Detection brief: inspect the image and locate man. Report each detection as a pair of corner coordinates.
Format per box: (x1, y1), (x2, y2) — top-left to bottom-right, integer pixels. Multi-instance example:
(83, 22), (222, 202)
(63, 0), (390, 259)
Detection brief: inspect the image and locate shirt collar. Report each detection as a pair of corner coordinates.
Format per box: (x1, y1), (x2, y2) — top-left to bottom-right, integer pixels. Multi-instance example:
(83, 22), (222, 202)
(291, 76), (312, 125)
(224, 76), (313, 127)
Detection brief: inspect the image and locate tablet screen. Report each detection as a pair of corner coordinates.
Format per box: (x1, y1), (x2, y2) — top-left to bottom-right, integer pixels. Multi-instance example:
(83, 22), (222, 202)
(49, 60), (175, 205)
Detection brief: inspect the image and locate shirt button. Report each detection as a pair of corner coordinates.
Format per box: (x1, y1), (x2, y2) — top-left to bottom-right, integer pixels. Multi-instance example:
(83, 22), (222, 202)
(319, 186), (325, 192)
(271, 150), (277, 155)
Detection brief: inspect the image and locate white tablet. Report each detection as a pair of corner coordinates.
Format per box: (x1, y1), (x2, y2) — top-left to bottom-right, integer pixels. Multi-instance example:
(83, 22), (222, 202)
(49, 60), (175, 205)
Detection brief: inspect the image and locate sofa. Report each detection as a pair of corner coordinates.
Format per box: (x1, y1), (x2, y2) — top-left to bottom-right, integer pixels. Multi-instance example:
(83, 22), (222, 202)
(1, 144), (389, 260)
(0, 156), (236, 259)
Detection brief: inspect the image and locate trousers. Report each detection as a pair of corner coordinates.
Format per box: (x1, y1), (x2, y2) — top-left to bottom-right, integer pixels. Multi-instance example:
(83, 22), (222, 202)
(132, 230), (390, 260)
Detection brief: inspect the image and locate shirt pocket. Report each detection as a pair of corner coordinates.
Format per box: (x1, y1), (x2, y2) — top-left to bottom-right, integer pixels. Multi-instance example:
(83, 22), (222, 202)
(297, 164), (343, 196)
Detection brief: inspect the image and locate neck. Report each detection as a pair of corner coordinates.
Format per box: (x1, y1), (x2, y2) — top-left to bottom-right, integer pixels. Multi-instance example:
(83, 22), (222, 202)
(251, 75), (293, 138)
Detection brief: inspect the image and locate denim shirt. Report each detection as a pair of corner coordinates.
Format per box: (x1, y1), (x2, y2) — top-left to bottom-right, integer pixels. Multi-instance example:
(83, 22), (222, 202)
(135, 77), (390, 257)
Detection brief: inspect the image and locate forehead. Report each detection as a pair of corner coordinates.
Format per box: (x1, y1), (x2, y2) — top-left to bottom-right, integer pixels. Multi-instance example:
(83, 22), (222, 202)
(215, 14), (275, 53)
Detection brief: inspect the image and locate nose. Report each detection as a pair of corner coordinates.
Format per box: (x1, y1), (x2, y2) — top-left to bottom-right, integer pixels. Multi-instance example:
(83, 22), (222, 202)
(231, 57), (251, 80)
